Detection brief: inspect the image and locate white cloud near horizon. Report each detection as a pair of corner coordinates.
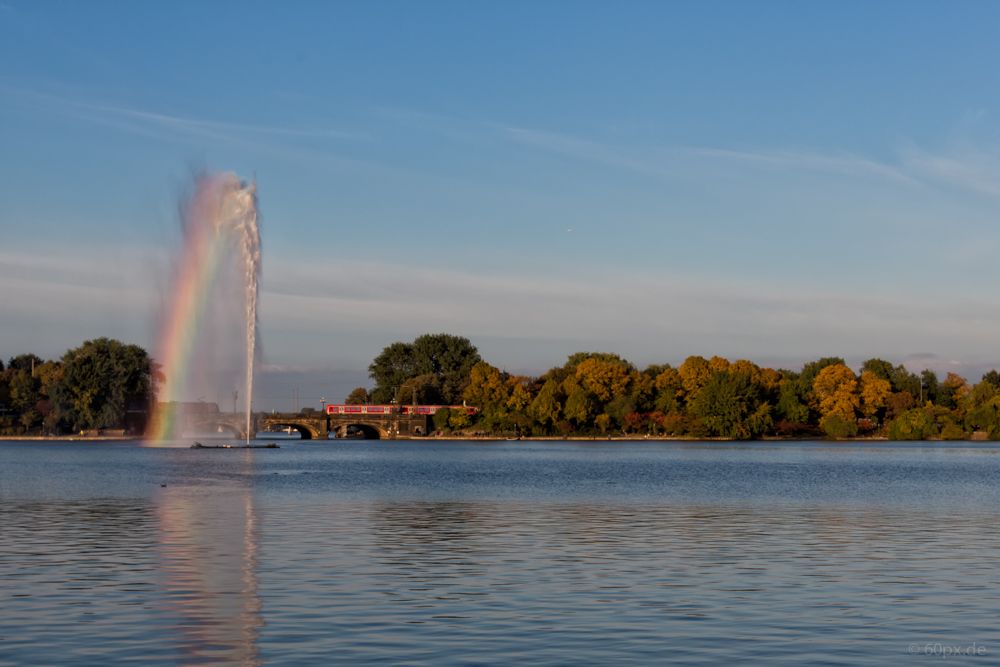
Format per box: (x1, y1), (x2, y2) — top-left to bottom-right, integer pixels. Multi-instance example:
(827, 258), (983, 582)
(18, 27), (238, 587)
(4, 247), (1000, 390)
(259, 256), (1000, 372)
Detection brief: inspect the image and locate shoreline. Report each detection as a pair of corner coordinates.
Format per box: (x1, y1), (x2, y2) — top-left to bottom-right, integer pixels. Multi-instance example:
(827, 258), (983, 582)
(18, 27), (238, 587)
(0, 435), (984, 443)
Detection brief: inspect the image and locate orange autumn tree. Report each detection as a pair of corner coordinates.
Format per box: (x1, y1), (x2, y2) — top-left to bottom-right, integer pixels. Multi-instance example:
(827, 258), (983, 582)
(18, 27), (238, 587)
(812, 364), (859, 435)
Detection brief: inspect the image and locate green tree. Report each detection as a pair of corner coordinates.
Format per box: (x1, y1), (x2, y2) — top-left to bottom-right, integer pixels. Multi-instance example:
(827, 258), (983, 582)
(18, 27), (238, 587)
(860, 358), (894, 383)
(9, 370), (40, 412)
(888, 364), (921, 396)
(920, 369), (939, 404)
(399, 373), (444, 405)
(628, 371), (656, 411)
(564, 387), (596, 427)
(411, 333), (482, 377)
(821, 414), (858, 438)
(448, 409), (472, 431)
(432, 407), (453, 430)
(8, 354), (43, 373)
(689, 368), (772, 440)
(368, 334), (481, 404)
(887, 408), (935, 440)
(19, 407), (41, 430)
(368, 341), (417, 404)
(964, 381), (1000, 439)
(982, 370), (1000, 388)
(528, 379), (563, 430)
(51, 338), (154, 430)
(604, 395), (637, 430)
(775, 380), (809, 423)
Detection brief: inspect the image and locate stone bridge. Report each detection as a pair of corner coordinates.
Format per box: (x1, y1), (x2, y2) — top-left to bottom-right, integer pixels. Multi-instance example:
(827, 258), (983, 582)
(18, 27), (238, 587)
(154, 411), (432, 440)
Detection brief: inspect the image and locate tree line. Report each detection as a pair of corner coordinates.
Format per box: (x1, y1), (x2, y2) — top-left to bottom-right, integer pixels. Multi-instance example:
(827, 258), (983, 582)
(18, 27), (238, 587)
(0, 338), (156, 435)
(358, 333), (1000, 440)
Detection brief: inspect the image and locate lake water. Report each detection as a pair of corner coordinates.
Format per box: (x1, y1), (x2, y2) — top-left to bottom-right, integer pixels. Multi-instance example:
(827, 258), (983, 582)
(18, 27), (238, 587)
(1, 439), (998, 665)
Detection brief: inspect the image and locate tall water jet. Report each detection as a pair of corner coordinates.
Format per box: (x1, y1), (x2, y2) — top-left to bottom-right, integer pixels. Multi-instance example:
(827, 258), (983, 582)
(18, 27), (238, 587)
(149, 172), (261, 442)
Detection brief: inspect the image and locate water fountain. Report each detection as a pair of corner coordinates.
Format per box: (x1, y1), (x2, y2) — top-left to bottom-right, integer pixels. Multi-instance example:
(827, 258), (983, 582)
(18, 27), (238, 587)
(149, 172), (261, 443)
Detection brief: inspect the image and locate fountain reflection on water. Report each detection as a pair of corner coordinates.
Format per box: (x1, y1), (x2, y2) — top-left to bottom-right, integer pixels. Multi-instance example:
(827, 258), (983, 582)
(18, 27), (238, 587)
(154, 449), (264, 664)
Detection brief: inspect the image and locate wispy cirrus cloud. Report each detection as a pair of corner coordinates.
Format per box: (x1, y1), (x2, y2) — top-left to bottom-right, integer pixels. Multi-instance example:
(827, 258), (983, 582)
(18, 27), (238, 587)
(0, 84), (362, 147)
(501, 124), (933, 189)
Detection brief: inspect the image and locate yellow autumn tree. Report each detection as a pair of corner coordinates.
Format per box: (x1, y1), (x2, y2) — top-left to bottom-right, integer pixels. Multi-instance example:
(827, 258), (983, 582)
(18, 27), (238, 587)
(679, 356), (713, 396)
(812, 364), (859, 422)
(858, 371), (891, 418)
(758, 367), (783, 393)
(575, 358), (631, 402)
(708, 356), (731, 373)
(729, 359), (761, 385)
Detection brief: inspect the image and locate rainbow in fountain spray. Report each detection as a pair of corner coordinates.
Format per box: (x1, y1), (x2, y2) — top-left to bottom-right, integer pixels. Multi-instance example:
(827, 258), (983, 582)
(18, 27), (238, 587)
(149, 172), (261, 442)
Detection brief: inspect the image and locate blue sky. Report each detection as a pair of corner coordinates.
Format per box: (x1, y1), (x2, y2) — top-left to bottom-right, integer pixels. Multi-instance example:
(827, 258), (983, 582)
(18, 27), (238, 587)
(4, 2), (1000, 407)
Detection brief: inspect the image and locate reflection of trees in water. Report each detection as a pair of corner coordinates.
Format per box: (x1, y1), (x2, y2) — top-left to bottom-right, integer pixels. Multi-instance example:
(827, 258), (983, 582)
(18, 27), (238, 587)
(155, 450), (263, 666)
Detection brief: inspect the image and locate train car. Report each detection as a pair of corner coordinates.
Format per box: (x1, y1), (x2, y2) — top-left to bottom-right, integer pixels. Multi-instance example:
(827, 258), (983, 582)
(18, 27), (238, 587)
(398, 405), (478, 416)
(326, 404), (478, 416)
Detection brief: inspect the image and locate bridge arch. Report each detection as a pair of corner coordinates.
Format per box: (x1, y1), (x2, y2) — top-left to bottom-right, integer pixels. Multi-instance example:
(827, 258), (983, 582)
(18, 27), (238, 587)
(259, 420), (322, 440)
(337, 422), (387, 439)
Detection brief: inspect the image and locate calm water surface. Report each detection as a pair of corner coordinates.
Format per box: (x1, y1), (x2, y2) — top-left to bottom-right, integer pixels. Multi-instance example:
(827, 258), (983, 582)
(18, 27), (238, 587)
(1, 439), (998, 665)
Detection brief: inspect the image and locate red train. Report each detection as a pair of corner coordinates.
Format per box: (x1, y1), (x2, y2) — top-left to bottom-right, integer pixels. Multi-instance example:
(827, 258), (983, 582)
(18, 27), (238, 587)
(326, 404), (478, 416)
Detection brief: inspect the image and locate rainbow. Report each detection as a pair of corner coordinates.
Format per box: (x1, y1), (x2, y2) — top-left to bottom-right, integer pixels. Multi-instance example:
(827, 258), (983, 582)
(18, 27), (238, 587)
(148, 173), (260, 441)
